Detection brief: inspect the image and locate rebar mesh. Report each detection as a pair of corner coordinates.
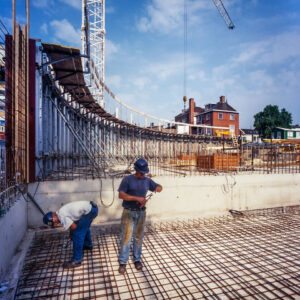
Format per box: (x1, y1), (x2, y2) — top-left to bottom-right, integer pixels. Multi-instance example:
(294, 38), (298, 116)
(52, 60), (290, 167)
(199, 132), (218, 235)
(15, 208), (300, 299)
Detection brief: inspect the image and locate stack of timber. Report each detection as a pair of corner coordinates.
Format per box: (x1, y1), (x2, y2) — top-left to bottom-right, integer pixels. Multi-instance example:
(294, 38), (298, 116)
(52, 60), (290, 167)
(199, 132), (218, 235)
(197, 153), (239, 171)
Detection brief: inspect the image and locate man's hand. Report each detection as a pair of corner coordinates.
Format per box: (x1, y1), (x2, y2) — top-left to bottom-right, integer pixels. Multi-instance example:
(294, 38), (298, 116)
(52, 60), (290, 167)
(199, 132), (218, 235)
(119, 191), (147, 203)
(69, 222), (77, 240)
(137, 197), (147, 207)
(155, 185), (163, 193)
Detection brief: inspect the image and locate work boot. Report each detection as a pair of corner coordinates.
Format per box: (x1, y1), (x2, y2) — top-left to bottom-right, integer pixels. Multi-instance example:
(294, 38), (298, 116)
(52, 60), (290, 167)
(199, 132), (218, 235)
(62, 260), (81, 269)
(134, 261), (143, 271)
(118, 264), (126, 274)
(83, 245), (93, 251)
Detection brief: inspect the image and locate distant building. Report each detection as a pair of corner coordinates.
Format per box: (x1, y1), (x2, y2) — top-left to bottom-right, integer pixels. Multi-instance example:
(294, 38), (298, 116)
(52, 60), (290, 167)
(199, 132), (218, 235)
(175, 98), (203, 134)
(174, 96), (239, 136)
(241, 129), (261, 144)
(272, 126), (300, 140)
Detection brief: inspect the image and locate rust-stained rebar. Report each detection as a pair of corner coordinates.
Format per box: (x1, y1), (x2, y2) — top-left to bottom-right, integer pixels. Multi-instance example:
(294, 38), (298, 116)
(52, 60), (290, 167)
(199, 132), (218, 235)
(15, 207), (300, 299)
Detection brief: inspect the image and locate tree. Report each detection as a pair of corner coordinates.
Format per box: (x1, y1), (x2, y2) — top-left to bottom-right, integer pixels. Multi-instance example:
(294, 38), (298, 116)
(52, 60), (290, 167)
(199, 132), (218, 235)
(253, 105), (292, 138)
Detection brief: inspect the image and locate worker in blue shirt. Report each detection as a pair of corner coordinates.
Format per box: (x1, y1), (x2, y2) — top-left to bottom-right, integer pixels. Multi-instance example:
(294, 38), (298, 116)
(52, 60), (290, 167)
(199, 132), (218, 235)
(118, 158), (163, 274)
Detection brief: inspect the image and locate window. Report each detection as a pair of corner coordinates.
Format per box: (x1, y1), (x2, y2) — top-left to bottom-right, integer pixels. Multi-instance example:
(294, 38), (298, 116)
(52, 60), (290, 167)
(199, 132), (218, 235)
(206, 114), (210, 121)
(206, 128), (212, 135)
(229, 125), (235, 133)
(218, 113), (223, 120)
(287, 131), (293, 138)
(230, 114), (235, 120)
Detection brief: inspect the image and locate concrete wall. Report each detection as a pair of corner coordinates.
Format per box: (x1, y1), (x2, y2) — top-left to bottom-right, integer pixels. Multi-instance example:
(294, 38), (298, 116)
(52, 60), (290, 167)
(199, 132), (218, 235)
(28, 173), (300, 228)
(0, 195), (27, 281)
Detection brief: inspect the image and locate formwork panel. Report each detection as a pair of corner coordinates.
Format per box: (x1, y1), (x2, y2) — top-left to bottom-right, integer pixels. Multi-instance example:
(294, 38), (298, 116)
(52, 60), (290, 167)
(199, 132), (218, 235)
(15, 209), (300, 299)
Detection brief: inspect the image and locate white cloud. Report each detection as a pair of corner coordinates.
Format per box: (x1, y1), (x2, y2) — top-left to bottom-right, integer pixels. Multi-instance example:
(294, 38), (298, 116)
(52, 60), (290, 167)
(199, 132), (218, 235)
(60, 0), (81, 10)
(233, 30), (300, 66)
(147, 60), (182, 80)
(133, 77), (149, 90)
(106, 39), (119, 61)
(187, 70), (206, 81)
(106, 6), (115, 14)
(106, 75), (121, 89)
(142, 52), (202, 81)
(248, 70), (274, 88)
(50, 19), (81, 46)
(233, 41), (266, 64)
(0, 16), (27, 33)
(40, 23), (48, 35)
(137, 0), (211, 34)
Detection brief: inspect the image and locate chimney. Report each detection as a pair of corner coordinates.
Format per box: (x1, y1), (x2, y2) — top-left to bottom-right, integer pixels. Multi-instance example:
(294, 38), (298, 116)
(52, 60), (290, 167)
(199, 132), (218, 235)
(220, 96), (226, 103)
(188, 98), (195, 135)
(189, 98), (195, 125)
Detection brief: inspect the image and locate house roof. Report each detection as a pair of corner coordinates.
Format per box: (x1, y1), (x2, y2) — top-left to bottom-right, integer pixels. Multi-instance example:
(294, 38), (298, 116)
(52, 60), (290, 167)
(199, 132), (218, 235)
(211, 101), (237, 112)
(195, 107), (204, 113)
(275, 127), (300, 132)
(241, 129), (259, 135)
(175, 106), (203, 119)
(199, 101), (237, 114)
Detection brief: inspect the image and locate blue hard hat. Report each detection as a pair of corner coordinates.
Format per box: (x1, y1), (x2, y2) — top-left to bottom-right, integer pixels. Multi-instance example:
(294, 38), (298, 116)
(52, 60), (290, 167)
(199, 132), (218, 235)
(134, 158), (149, 174)
(43, 212), (54, 227)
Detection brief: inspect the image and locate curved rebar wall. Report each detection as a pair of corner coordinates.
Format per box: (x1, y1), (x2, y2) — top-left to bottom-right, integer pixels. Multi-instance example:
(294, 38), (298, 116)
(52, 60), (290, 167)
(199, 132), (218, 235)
(36, 53), (300, 181)
(37, 70), (229, 180)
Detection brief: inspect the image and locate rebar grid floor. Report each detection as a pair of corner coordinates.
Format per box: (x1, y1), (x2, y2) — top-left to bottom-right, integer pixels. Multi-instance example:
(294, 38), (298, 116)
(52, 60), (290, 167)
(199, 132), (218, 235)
(15, 211), (300, 299)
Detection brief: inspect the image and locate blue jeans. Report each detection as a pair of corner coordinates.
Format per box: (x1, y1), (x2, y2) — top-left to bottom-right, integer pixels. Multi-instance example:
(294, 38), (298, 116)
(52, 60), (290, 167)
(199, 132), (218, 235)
(118, 208), (146, 265)
(72, 202), (98, 262)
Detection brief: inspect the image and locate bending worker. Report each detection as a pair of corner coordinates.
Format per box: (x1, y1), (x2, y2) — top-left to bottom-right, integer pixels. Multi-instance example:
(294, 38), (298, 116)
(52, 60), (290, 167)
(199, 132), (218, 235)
(43, 201), (98, 268)
(118, 158), (163, 274)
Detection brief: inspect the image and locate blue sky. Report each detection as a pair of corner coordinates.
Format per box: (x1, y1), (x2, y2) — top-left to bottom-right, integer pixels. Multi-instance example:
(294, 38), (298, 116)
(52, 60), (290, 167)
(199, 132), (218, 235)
(1, 0), (300, 128)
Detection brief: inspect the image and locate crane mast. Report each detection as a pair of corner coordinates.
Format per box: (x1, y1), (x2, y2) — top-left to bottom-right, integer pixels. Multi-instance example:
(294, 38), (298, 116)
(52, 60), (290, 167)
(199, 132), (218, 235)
(211, 0), (235, 30)
(81, 0), (106, 108)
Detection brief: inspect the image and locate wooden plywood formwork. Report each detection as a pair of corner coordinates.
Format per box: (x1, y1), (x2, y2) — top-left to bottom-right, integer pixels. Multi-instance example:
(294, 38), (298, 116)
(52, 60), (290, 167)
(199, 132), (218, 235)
(197, 153), (239, 171)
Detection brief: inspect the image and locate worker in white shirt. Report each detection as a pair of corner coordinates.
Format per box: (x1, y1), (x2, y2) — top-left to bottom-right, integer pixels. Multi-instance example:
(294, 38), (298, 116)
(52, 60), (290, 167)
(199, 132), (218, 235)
(43, 201), (98, 268)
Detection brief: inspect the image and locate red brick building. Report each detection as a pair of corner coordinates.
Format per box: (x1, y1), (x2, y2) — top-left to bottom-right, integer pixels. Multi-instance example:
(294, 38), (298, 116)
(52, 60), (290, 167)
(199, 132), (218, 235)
(175, 96), (239, 136)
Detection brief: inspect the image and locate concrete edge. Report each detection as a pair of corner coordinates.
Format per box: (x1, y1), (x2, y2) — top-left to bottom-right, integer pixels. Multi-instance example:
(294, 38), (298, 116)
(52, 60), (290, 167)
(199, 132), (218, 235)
(1, 230), (35, 300)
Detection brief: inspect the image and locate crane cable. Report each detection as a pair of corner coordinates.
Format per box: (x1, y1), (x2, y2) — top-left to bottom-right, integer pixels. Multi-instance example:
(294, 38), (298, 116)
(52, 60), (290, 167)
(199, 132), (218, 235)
(183, 0), (187, 109)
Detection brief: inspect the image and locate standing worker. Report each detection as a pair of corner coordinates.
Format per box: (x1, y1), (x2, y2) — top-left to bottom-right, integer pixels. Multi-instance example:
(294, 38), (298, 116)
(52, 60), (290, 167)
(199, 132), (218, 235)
(43, 201), (98, 268)
(118, 158), (163, 274)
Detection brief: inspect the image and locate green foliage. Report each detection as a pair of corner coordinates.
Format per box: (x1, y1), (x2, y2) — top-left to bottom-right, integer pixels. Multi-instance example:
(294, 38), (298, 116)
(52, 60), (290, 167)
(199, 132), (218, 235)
(253, 105), (292, 138)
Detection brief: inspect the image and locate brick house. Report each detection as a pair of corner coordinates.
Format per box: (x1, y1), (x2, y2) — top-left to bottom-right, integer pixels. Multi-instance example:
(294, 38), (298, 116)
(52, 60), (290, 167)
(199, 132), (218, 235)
(175, 96), (239, 136)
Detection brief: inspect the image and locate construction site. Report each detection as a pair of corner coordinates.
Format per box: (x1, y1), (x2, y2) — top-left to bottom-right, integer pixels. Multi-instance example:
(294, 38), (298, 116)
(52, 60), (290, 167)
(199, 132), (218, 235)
(0, 0), (300, 299)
